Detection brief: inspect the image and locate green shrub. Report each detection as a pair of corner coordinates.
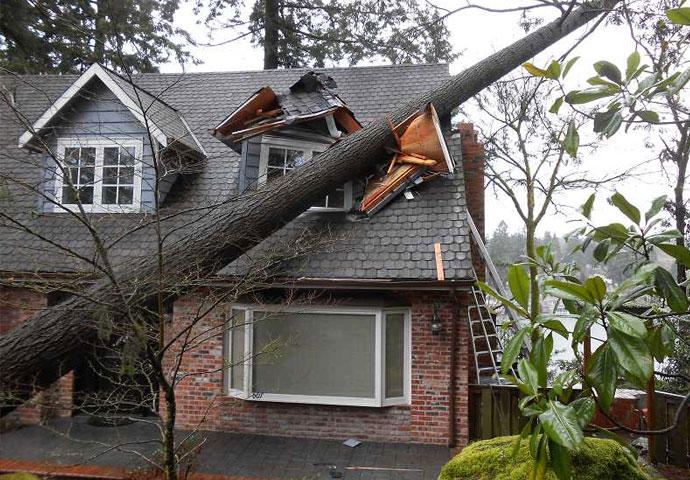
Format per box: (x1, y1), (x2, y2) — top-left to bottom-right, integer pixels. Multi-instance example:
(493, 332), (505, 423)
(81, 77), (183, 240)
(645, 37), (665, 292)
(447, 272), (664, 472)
(439, 436), (649, 480)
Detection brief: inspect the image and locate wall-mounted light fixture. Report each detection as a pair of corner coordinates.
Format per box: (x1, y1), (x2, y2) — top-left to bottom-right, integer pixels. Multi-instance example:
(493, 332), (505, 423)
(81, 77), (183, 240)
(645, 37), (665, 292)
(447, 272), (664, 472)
(431, 301), (442, 334)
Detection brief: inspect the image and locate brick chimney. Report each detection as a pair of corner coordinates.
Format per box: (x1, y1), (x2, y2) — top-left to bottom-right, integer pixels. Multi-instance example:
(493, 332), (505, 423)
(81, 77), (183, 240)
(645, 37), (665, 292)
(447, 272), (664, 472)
(458, 123), (486, 280)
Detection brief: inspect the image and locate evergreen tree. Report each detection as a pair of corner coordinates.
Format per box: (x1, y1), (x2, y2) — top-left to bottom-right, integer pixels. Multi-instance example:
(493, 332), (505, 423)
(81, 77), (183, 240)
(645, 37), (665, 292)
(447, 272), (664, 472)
(202, 0), (456, 69)
(0, 0), (193, 74)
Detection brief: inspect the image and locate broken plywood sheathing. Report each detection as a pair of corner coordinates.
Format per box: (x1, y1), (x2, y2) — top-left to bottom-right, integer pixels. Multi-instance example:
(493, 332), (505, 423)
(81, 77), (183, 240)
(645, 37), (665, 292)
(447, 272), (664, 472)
(211, 71), (361, 148)
(359, 104), (454, 215)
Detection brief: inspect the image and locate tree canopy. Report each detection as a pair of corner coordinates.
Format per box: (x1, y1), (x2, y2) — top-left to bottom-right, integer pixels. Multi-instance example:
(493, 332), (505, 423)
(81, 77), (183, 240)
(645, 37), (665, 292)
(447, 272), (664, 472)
(0, 0), (193, 74)
(201, 0), (456, 69)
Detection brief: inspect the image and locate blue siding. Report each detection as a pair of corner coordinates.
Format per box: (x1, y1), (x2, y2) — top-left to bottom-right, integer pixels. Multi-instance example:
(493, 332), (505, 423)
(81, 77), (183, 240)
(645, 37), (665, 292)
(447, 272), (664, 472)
(40, 77), (165, 213)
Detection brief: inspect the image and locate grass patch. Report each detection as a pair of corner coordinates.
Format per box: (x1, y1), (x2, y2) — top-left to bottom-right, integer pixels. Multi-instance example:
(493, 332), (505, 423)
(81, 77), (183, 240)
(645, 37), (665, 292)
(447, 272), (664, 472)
(439, 436), (650, 480)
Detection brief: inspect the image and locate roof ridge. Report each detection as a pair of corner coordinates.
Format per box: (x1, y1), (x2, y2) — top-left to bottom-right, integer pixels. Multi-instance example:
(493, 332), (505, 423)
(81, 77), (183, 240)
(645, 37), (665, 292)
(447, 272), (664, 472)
(150, 62), (450, 76)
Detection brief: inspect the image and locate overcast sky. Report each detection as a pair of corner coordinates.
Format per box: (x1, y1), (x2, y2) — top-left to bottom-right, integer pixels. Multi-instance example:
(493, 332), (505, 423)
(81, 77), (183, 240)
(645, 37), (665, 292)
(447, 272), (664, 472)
(161, 1), (671, 238)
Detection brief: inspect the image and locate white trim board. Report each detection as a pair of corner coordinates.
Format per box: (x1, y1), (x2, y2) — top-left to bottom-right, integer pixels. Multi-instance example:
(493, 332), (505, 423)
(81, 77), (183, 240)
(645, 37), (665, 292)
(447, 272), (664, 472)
(18, 63), (169, 149)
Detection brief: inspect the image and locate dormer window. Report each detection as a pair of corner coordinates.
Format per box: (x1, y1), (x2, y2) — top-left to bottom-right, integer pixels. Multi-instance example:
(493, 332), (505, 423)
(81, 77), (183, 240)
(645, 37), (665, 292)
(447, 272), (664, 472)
(258, 136), (352, 211)
(54, 137), (143, 213)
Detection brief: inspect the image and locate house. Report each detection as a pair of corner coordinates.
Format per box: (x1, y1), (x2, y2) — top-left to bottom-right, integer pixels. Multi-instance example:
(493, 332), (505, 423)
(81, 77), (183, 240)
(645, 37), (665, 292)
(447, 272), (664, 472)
(0, 63), (491, 448)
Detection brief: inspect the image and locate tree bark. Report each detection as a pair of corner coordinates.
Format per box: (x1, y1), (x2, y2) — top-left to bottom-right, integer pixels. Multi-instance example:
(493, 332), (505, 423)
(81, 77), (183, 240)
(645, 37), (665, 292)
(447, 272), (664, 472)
(264, 0), (280, 69)
(0, 1), (619, 412)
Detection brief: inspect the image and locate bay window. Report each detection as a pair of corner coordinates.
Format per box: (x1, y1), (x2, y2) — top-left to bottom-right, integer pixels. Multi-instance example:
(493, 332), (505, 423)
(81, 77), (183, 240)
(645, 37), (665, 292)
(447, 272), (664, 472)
(54, 137), (143, 212)
(224, 306), (410, 407)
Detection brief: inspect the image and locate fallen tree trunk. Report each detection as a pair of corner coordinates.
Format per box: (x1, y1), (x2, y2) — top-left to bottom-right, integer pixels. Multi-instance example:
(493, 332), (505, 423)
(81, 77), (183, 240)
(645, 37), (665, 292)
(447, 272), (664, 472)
(0, 1), (618, 410)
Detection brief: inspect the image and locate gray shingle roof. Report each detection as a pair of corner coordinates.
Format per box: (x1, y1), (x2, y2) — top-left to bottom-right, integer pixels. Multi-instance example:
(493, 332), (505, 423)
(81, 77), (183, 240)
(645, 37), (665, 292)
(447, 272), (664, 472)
(0, 64), (474, 281)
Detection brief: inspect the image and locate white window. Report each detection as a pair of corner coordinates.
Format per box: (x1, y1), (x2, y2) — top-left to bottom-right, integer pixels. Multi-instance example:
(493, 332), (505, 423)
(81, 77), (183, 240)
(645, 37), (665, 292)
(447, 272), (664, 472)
(54, 137), (143, 213)
(224, 306), (410, 407)
(258, 136), (352, 211)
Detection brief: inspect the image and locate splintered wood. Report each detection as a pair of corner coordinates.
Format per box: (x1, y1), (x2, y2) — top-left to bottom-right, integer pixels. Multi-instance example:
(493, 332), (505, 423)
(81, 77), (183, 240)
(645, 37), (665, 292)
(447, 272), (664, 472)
(360, 103), (455, 215)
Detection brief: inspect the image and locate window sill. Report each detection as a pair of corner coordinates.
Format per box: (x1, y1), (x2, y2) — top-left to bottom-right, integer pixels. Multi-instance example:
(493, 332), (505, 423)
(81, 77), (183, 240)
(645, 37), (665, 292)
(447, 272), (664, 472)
(225, 391), (409, 408)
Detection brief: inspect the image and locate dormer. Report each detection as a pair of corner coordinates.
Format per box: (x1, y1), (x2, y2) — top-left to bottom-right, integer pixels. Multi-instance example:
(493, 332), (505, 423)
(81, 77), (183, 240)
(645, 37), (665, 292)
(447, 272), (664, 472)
(211, 72), (361, 211)
(18, 63), (205, 213)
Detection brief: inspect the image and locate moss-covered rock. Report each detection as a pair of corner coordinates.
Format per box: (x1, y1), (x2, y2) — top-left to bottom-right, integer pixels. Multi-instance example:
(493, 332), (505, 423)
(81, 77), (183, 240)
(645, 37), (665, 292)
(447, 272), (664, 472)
(439, 436), (650, 480)
(0, 474), (42, 480)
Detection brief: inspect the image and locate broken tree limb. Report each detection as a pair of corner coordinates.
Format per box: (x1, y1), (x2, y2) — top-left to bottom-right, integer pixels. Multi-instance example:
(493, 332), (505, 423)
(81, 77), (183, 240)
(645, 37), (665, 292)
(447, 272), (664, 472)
(0, 0), (619, 411)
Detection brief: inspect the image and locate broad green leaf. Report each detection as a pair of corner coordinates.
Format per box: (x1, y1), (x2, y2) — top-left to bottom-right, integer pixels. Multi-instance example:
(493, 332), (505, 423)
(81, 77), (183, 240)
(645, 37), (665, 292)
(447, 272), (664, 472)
(614, 263), (657, 295)
(586, 343), (617, 411)
(563, 120), (579, 157)
(513, 422), (532, 459)
(667, 7), (690, 25)
(570, 397), (596, 428)
(608, 328), (654, 387)
(542, 319), (570, 338)
(549, 439), (572, 480)
(584, 276), (607, 302)
(636, 74), (658, 94)
(593, 240), (610, 262)
(562, 56), (580, 78)
(656, 243), (690, 268)
(654, 267), (688, 313)
(538, 400), (584, 449)
(647, 229), (683, 245)
(477, 282), (529, 318)
(572, 313), (596, 344)
(531, 335), (553, 388)
(645, 195), (667, 222)
(580, 194), (595, 219)
(502, 327), (529, 375)
(626, 51), (641, 82)
(529, 434), (548, 480)
(592, 223), (629, 243)
(550, 96), (564, 114)
(545, 280), (594, 304)
(648, 323), (676, 361)
(668, 67), (690, 95)
(587, 76), (620, 88)
(610, 192), (641, 224)
(546, 60), (561, 80)
(523, 62), (548, 77)
(594, 60), (623, 84)
(593, 110), (623, 138)
(508, 264), (531, 311)
(565, 86), (617, 104)
(637, 110), (660, 124)
(552, 370), (576, 397)
(529, 426), (542, 459)
(518, 358), (540, 396)
(608, 311), (647, 338)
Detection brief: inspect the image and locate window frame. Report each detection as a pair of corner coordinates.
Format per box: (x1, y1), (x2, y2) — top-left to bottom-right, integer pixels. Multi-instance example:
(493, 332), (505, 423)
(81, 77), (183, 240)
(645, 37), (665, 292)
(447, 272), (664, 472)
(54, 137), (144, 213)
(224, 305), (411, 407)
(258, 136), (352, 212)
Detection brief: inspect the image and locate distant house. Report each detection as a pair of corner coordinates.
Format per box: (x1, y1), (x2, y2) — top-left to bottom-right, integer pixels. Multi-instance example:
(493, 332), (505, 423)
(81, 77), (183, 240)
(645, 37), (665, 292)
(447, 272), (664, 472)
(0, 63), (493, 448)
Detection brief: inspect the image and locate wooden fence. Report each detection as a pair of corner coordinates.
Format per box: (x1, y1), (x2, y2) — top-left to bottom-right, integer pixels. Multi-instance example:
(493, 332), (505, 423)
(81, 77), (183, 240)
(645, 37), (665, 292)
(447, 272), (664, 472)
(469, 384), (690, 468)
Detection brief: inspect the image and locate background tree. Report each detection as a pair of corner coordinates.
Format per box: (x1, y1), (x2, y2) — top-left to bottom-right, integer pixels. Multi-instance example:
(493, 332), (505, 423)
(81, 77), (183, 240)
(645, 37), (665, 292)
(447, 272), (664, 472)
(0, 0), (193, 73)
(200, 0), (456, 69)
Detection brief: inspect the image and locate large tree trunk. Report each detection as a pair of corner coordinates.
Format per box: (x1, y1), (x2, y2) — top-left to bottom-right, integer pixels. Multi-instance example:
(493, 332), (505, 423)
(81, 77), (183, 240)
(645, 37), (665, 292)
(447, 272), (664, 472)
(263, 0), (280, 69)
(0, 1), (618, 412)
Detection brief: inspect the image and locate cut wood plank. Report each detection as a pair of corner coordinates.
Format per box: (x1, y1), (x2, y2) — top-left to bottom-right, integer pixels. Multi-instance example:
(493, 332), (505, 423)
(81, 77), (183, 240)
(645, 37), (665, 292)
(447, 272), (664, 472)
(435, 242), (445, 281)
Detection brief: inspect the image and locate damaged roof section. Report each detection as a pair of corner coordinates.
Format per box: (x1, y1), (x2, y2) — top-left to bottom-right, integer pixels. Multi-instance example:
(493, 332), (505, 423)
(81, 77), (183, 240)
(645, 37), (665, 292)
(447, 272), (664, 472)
(211, 71), (361, 148)
(213, 71), (455, 217)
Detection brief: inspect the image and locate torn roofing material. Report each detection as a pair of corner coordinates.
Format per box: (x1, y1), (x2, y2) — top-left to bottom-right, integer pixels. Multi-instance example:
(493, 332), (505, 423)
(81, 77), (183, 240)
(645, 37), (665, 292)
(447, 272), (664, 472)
(211, 71), (361, 147)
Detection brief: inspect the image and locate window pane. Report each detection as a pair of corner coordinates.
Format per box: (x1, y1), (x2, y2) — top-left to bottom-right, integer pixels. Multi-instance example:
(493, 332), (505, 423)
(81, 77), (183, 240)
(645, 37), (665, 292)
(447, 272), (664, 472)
(68, 167), (79, 184)
(119, 166), (134, 185)
(79, 166), (94, 184)
(267, 148), (285, 168)
(78, 186), (93, 204)
(329, 188), (345, 209)
(62, 186), (78, 204)
(103, 167), (119, 184)
(122, 147), (136, 165)
(286, 149), (306, 168)
(81, 148), (96, 166)
(266, 166), (282, 183)
(103, 147), (119, 166)
(253, 312), (376, 398)
(102, 186), (118, 204)
(118, 187), (133, 205)
(64, 148), (80, 167)
(230, 309), (245, 390)
(385, 313), (405, 398)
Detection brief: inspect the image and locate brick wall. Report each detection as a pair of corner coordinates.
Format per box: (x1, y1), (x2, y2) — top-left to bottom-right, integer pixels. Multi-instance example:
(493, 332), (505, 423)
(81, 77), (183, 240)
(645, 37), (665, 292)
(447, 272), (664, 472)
(168, 289), (473, 447)
(0, 286), (74, 423)
(458, 123), (486, 281)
